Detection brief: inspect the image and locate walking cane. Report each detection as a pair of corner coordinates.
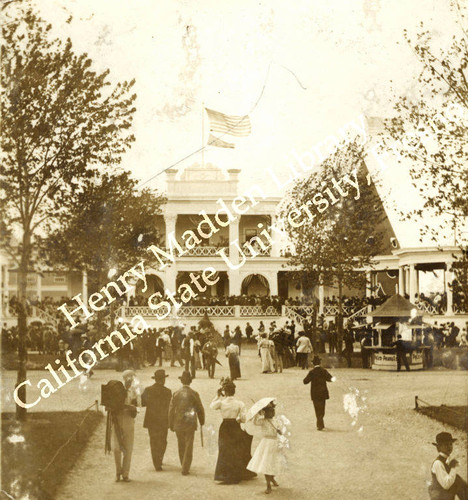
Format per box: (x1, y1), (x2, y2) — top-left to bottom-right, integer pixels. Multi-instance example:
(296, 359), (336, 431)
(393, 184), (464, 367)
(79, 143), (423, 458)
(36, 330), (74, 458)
(200, 425), (204, 448)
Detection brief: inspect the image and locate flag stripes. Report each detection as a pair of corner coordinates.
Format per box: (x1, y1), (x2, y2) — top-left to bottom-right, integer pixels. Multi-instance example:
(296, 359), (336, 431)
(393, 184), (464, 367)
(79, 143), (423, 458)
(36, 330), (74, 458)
(205, 108), (251, 137)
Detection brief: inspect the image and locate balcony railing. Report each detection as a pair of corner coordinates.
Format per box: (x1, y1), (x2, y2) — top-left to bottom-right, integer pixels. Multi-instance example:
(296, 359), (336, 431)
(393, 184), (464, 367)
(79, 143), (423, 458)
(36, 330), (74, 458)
(240, 305), (280, 317)
(242, 245), (271, 257)
(184, 246), (228, 257)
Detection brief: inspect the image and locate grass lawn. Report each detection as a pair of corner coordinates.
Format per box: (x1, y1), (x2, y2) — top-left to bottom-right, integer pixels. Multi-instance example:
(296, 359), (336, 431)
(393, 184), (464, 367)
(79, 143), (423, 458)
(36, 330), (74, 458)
(416, 405), (468, 432)
(1, 411), (103, 499)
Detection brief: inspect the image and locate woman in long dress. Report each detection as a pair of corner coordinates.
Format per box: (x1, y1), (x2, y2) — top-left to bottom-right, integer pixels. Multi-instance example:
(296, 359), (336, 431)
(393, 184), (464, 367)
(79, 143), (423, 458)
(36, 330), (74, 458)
(259, 334), (274, 373)
(226, 342), (241, 380)
(210, 380), (255, 484)
(247, 401), (281, 494)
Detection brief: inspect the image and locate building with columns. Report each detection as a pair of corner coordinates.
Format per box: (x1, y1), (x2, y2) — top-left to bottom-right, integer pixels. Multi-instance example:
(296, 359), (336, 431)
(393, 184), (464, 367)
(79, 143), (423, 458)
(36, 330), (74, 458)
(1, 160), (467, 328)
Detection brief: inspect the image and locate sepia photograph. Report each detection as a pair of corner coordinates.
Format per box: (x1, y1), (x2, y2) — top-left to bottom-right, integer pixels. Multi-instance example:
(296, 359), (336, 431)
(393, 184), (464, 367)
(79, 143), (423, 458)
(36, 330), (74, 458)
(1, 0), (467, 498)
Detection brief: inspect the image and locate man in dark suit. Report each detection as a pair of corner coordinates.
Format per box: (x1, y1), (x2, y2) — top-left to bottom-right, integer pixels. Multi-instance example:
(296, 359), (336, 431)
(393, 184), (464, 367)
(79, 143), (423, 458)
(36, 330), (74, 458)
(168, 371), (205, 475)
(303, 356), (335, 431)
(141, 369), (172, 471)
(392, 334), (410, 371)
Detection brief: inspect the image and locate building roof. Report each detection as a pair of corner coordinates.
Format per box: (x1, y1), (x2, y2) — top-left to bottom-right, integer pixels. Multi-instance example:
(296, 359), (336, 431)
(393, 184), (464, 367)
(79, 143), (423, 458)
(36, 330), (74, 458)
(369, 294), (418, 318)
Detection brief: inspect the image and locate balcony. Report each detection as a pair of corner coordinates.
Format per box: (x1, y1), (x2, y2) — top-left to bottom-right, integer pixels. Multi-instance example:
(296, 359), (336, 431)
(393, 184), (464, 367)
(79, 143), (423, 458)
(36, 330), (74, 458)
(184, 246), (229, 257)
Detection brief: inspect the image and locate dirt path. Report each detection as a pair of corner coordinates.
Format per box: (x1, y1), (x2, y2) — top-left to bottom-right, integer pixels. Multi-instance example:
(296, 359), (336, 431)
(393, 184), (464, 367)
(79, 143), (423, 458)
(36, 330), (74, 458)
(5, 347), (465, 499)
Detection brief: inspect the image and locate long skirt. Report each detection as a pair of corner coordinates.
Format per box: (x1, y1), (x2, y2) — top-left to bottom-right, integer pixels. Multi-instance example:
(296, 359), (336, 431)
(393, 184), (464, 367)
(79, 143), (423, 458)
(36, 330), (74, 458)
(260, 348), (274, 372)
(215, 419), (255, 483)
(228, 353), (241, 380)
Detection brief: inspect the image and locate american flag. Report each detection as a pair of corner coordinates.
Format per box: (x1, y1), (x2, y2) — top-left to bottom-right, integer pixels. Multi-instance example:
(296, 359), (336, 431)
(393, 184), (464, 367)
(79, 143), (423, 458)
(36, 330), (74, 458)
(207, 133), (235, 149)
(205, 108), (251, 137)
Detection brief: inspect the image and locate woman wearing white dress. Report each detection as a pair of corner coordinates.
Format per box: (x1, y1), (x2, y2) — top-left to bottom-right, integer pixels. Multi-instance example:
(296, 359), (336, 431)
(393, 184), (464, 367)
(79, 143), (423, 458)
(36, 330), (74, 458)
(258, 334), (274, 373)
(247, 401), (281, 494)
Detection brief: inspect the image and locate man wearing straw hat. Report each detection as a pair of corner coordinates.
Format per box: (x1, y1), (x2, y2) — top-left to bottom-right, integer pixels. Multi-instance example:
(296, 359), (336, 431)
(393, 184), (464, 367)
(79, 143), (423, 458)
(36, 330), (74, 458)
(428, 432), (467, 500)
(169, 371), (205, 475)
(141, 369), (172, 471)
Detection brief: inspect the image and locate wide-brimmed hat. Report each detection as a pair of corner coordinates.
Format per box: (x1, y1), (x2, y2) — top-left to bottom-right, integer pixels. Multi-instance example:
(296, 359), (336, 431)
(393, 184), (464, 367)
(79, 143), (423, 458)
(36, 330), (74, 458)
(122, 369), (136, 380)
(312, 356), (321, 365)
(246, 397), (277, 421)
(432, 432), (457, 447)
(152, 369), (168, 381)
(179, 371), (192, 385)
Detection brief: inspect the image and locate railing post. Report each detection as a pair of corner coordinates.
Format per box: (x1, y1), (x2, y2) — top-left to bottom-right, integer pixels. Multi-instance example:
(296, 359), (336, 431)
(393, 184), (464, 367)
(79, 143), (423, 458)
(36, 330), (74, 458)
(414, 395), (418, 410)
(234, 305), (241, 318)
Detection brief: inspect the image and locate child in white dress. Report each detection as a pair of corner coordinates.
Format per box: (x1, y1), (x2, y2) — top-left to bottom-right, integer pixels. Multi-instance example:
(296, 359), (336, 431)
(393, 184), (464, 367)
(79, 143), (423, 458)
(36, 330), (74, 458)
(247, 401), (281, 494)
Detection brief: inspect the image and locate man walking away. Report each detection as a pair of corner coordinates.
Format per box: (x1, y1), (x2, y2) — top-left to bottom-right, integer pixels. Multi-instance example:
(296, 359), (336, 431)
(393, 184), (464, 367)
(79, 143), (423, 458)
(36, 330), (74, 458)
(169, 371), (205, 475)
(428, 432), (467, 499)
(245, 322), (253, 343)
(303, 356), (335, 431)
(202, 338), (218, 378)
(142, 369), (172, 471)
(343, 329), (354, 368)
(392, 335), (410, 371)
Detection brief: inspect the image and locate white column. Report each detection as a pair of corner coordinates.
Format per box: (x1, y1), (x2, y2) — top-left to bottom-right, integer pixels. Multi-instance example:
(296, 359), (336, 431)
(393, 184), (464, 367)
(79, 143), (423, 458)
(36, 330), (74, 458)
(270, 214), (280, 257)
(398, 267), (405, 295)
(36, 273), (42, 301)
(409, 264), (417, 300)
(366, 271), (372, 298)
(405, 267), (410, 296)
(228, 270), (241, 295)
(228, 218), (240, 266)
(445, 264), (453, 315)
(165, 267), (177, 292)
(319, 284), (324, 315)
(269, 272), (278, 295)
(82, 270), (88, 303)
(164, 214), (177, 247)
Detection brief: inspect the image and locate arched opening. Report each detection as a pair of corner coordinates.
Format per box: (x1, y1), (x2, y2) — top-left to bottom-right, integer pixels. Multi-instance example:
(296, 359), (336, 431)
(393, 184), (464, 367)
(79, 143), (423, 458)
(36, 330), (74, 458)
(135, 274), (164, 299)
(241, 274), (270, 296)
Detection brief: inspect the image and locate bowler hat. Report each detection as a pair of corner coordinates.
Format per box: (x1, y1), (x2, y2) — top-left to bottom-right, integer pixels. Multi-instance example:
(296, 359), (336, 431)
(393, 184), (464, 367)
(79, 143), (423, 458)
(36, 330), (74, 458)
(179, 370), (192, 385)
(432, 432), (457, 447)
(152, 369), (168, 381)
(312, 355), (321, 365)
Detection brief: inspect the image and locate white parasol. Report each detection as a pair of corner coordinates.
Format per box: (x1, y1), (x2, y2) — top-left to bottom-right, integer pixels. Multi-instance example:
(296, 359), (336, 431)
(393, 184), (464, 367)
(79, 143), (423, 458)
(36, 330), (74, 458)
(245, 397), (276, 422)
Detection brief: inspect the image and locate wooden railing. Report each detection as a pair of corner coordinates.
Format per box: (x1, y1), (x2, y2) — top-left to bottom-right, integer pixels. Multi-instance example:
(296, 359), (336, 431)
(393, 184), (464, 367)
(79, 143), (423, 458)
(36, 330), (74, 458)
(239, 305), (280, 317)
(184, 246), (229, 257)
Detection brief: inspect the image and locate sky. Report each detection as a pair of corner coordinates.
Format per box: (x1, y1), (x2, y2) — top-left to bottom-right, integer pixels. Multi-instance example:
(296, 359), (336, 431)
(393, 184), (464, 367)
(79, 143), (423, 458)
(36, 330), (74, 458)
(26, 0), (465, 247)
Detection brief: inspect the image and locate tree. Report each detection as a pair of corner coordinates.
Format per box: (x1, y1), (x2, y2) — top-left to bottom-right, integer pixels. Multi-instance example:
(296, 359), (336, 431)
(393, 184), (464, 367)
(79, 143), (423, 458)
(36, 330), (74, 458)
(1, 6), (136, 419)
(43, 171), (165, 294)
(384, 1), (468, 239)
(281, 142), (386, 343)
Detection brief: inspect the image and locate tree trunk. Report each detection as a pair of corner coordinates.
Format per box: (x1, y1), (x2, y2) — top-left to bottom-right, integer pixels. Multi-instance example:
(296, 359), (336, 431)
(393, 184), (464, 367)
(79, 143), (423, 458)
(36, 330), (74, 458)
(337, 275), (344, 356)
(15, 231), (31, 421)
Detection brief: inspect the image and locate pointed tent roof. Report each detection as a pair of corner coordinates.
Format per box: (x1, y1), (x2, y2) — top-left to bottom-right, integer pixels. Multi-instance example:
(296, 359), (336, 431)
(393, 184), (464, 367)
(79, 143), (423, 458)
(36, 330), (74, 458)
(369, 294), (418, 318)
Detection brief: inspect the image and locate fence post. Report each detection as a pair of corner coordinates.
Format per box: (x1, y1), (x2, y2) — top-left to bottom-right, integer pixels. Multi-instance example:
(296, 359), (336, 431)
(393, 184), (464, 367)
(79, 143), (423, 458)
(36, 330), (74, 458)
(95, 400), (99, 413)
(415, 395), (418, 410)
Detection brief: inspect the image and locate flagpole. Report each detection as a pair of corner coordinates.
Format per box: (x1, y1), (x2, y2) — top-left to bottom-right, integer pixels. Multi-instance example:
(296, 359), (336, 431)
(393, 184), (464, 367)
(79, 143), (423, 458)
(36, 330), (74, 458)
(201, 102), (205, 167)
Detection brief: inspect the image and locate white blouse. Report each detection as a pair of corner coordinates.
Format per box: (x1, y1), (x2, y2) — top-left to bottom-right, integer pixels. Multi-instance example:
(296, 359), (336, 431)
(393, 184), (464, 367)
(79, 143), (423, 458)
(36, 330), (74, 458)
(210, 396), (246, 421)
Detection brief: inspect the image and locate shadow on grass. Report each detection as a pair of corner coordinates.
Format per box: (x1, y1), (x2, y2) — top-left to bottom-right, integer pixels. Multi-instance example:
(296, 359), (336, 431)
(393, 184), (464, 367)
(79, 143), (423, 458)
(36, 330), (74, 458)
(1, 410), (103, 499)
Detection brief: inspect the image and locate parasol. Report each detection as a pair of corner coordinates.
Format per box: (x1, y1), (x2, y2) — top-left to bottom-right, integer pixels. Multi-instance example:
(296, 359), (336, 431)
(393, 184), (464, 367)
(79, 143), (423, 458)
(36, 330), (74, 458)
(245, 397), (276, 422)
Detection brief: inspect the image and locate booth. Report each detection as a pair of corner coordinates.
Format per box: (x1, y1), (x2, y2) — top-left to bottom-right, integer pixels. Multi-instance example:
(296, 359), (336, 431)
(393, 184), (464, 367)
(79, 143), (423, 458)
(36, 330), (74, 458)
(365, 294), (429, 371)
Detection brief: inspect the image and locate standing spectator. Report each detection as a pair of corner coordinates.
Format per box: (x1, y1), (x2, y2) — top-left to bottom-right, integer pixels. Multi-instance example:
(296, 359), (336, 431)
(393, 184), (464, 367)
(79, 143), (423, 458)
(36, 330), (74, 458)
(141, 369), (172, 471)
(245, 322), (253, 342)
(303, 356), (335, 431)
(168, 371), (205, 476)
(423, 330), (434, 369)
(428, 432), (467, 499)
(392, 335), (410, 372)
(343, 329), (354, 368)
(296, 332), (313, 369)
(226, 342), (241, 380)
